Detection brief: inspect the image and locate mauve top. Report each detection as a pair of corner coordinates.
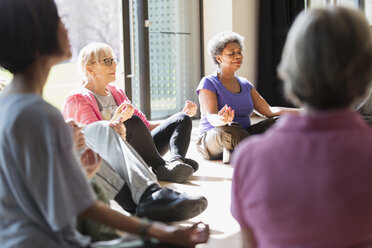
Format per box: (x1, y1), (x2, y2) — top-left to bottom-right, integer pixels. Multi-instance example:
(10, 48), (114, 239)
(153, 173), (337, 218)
(231, 109), (372, 248)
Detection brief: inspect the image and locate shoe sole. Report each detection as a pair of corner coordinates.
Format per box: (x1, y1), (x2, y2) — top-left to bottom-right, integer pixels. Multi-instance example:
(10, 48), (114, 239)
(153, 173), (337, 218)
(156, 163), (194, 183)
(184, 158), (199, 172)
(137, 197), (208, 222)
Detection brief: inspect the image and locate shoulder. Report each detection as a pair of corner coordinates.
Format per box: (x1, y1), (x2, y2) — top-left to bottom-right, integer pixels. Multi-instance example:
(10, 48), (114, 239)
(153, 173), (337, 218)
(107, 84), (129, 102)
(107, 84), (125, 96)
(64, 87), (96, 106)
(236, 76), (254, 90)
(5, 95), (67, 137)
(197, 73), (219, 94)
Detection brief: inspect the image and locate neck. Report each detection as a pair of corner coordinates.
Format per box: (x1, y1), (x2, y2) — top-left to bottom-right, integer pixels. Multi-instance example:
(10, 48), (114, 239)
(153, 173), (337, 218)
(218, 67), (235, 80)
(7, 59), (52, 96)
(84, 79), (109, 96)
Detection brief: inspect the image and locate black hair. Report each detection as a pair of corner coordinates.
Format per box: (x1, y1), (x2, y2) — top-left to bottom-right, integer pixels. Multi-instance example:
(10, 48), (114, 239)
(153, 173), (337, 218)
(0, 0), (61, 73)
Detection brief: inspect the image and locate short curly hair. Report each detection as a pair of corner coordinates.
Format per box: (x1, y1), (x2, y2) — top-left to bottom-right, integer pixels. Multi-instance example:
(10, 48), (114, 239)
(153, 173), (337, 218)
(207, 32), (245, 66)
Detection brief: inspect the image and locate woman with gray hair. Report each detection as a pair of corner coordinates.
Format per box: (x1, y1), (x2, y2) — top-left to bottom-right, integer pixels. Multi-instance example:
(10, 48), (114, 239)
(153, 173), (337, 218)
(196, 32), (297, 163)
(231, 7), (372, 247)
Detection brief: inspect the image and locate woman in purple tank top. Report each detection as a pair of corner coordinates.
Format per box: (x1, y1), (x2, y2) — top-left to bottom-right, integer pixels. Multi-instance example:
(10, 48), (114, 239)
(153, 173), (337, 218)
(196, 32), (299, 163)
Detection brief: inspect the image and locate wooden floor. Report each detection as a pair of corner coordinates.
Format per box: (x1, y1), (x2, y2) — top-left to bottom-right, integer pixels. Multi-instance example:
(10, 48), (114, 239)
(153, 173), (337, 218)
(110, 119), (242, 247)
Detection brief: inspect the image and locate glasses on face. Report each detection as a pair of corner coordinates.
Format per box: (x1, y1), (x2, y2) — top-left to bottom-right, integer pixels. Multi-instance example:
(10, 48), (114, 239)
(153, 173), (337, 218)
(100, 58), (118, 66)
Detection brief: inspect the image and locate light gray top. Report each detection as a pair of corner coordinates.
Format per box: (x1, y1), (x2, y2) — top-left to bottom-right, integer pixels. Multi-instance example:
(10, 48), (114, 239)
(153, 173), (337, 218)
(0, 94), (96, 248)
(94, 91), (118, 121)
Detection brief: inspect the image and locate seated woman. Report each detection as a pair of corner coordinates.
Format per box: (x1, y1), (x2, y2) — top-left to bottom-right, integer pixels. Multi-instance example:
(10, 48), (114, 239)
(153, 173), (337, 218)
(0, 0), (209, 247)
(231, 7), (372, 248)
(196, 31), (298, 163)
(63, 43), (198, 183)
(65, 119), (207, 223)
(0, 80), (208, 224)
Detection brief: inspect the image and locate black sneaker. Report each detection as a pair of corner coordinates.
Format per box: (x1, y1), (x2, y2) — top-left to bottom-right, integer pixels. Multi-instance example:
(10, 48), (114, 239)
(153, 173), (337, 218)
(154, 160), (194, 183)
(184, 158), (199, 172)
(136, 186), (208, 222)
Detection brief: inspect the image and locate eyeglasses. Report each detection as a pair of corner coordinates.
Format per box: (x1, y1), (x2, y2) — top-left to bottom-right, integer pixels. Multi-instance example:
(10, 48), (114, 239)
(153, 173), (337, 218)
(100, 58), (118, 66)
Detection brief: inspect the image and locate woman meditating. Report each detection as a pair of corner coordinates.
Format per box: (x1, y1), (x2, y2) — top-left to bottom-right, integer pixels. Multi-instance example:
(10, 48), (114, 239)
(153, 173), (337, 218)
(63, 43), (198, 183)
(0, 0), (209, 247)
(196, 32), (298, 163)
(231, 7), (372, 248)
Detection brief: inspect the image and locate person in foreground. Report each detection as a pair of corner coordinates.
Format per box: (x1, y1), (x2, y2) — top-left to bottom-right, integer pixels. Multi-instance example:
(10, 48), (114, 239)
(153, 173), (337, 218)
(196, 31), (298, 163)
(0, 0), (209, 247)
(357, 87), (372, 124)
(63, 42), (198, 183)
(231, 7), (372, 248)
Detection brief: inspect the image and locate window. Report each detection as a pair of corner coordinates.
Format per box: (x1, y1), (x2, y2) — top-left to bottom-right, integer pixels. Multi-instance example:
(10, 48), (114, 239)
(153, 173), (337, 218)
(127, 0), (201, 119)
(44, 0), (123, 109)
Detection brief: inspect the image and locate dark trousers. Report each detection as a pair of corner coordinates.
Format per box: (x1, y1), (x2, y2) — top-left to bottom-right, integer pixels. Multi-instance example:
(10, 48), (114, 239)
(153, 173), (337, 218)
(151, 112), (192, 161)
(125, 113), (192, 169)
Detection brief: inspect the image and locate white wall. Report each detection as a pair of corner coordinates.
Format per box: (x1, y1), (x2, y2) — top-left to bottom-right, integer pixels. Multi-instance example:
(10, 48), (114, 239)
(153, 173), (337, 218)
(203, 0), (258, 84)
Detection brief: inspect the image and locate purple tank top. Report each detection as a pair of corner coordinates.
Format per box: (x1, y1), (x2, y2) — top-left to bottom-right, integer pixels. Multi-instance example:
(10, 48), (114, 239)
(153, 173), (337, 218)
(196, 72), (254, 134)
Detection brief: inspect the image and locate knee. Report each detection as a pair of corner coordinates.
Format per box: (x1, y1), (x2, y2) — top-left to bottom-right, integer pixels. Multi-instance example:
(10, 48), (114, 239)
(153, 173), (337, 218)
(175, 112), (192, 129)
(127, 115), (143, 124)
(84, 121), (117, 141)
(214, 124), (249, 148)
(125, 115), (147, 129)
(124, 115), (150, 140)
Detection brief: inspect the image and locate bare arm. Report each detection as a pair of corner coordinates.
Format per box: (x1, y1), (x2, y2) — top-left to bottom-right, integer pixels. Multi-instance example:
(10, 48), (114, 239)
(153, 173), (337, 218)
(251, 88), (300, 117)
(79, 201), (209, 247)
(149, 121), (161, 131)
(199, 89), (234, 127)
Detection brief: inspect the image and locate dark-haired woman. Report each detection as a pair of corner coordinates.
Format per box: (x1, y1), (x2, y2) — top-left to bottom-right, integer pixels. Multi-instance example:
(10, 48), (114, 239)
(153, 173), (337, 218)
(0, 0), (208, 247)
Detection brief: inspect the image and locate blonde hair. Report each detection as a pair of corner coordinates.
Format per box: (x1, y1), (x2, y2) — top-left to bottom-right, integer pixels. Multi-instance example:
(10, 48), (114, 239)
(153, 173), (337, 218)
(78, 42), (114, 79)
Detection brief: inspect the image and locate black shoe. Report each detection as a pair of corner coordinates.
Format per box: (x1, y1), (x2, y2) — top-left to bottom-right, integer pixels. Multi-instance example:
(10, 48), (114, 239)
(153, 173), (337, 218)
(184, 158), (199, 172)
(136, 186), (208, 222)
(154, 160), (194, 183)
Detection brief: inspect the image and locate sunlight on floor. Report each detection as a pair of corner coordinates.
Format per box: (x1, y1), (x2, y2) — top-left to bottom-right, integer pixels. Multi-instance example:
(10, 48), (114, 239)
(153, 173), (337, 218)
(110, 119), (242, 247)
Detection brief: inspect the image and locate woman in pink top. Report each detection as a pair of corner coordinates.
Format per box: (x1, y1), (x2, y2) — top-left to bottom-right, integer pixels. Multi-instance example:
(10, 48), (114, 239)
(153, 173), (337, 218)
(63, 43), (199, 184)
(231, 7), (372, 248)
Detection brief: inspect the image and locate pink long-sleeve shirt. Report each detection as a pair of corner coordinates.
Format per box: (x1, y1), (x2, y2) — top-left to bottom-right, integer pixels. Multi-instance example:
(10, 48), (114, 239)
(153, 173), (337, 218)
(62, 84), (150, 128)
(231, 110), (372, 247)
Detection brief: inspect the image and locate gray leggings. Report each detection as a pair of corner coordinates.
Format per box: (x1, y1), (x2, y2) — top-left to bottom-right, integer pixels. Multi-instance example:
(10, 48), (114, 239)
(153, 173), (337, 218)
(83, 121), (157, 205)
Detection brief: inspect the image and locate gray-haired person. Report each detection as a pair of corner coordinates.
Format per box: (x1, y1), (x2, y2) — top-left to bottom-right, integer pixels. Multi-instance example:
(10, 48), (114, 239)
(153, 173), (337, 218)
(196, 31), (299, 163)
(231, 7), (372, 247)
